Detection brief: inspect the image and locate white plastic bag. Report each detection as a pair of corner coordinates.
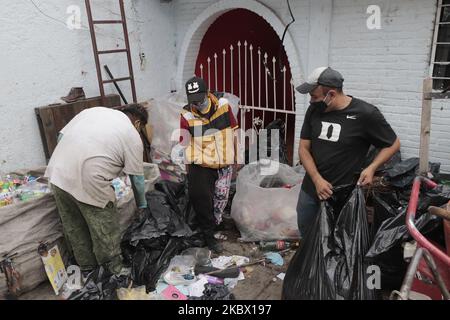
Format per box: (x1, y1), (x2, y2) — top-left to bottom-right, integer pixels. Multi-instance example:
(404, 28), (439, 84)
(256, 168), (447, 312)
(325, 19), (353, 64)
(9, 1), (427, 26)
(231, 161), (303, 241)
(162, 255), (197, 286)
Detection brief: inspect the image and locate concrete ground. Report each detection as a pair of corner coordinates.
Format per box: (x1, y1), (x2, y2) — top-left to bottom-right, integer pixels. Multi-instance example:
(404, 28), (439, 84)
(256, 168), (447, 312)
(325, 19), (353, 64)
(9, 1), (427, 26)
(19, 216), (294, 300)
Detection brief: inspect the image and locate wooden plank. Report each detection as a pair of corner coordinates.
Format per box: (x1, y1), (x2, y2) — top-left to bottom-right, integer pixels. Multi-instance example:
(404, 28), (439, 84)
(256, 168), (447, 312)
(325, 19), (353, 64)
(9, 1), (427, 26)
(37, 108), (58, 162)
(419, 78), (433, 175)
(52, 104), (75, 134)
(35, 112), (51, 161)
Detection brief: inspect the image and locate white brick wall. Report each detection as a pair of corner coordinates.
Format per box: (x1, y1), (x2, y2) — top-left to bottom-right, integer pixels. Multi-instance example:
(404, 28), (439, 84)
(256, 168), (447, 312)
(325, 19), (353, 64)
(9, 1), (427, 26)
(0, 0), (176, 173)
(329, 0), (450, 171)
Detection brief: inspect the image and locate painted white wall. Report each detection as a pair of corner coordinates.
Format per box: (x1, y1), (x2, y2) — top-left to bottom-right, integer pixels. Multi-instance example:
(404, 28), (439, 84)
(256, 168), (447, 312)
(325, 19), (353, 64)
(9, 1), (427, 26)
(0, 0), (175, 173)
(1, 0), (449, 173)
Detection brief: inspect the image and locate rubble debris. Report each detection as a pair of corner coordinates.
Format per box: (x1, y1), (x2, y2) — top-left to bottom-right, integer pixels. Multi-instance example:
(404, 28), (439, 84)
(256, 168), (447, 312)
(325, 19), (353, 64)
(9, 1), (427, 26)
(0, 175), (49, 208)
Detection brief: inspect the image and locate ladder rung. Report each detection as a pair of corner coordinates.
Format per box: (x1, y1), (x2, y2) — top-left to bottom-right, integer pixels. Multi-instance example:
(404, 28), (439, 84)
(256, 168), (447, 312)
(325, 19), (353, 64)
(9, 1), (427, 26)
(103, 77), (132, 84)
(93, 20), (123, 24)
(98, 49), (128, 55)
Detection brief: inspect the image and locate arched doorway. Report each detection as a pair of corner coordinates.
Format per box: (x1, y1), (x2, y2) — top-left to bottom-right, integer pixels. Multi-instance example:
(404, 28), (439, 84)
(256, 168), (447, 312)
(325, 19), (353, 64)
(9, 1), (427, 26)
(194, 9), (296, 163)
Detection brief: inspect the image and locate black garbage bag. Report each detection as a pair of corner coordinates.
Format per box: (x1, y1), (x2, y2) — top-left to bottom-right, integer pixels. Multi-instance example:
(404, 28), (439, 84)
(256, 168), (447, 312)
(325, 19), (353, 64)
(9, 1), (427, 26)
(189, 284), (235, 300)
(368, 185), (450, 258)
(370, 192), (400, 235)
(265, 119), (289, 165)
(366, 210), (441, 259)
(365, 186), (449, 290)
(121, 180), (205, 292)
(383, 158), (440, 188)
(282, 185), (376, 300)
(122, 181), (195, 246)
(69, 267), (130, 300)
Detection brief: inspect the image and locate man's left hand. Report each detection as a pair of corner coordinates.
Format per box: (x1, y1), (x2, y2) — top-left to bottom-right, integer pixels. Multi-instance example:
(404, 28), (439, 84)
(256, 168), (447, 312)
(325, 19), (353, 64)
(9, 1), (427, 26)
(358, 166), (376, 186)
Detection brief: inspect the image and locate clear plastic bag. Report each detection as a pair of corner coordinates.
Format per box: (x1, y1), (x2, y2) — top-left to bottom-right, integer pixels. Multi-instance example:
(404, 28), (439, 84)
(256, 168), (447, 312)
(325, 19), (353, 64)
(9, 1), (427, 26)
(231, 161), (303, 241)
(162, 255), (197, 286)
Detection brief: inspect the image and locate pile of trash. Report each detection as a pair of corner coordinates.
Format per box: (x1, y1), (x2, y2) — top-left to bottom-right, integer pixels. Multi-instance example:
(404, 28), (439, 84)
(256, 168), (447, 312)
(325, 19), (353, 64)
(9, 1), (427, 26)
(231, 161), (302, 241)
(365, 157), (450, 290)
(282, 155), (450, 300)
(119, 180), (204, 293)
(146, 251), (247, 300)
(0, 175), (50, 208)
(69, 250), (251, 300)
(69, 178), (293, 300)
(0, 168), (65, 299)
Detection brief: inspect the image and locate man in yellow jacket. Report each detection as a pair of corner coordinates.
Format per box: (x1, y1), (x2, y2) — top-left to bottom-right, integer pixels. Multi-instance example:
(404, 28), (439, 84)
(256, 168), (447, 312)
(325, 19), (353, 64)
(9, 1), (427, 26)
(180, 77), (238, 253)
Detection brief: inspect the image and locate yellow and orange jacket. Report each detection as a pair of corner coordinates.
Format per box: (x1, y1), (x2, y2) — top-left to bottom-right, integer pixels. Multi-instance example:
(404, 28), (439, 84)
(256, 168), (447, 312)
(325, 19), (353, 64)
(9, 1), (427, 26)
(180, 92), (238, 169)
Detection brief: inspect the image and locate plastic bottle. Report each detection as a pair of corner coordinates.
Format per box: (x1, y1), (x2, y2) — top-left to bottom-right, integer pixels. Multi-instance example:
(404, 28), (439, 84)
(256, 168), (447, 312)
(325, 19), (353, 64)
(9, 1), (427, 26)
(259, 240), (300, 251)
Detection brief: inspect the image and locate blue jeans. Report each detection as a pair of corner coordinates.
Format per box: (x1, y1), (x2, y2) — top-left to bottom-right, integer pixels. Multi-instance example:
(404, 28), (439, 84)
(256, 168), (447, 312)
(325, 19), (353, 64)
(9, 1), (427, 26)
(296, 190), (320, 238)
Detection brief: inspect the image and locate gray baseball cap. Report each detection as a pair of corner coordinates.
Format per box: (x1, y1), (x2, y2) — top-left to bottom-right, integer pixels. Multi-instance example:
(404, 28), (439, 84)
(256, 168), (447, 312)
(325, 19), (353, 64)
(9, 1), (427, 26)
(296, 67), (344, 94)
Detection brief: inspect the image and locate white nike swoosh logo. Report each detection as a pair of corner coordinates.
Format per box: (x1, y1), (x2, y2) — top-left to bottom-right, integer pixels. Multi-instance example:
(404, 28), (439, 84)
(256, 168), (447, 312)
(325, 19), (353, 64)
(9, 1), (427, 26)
(346, 115), (356, 120)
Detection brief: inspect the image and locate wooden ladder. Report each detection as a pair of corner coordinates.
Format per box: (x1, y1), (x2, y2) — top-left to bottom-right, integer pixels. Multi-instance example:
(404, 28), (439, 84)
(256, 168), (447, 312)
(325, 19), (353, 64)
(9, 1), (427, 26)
(85, 0), (137, 104)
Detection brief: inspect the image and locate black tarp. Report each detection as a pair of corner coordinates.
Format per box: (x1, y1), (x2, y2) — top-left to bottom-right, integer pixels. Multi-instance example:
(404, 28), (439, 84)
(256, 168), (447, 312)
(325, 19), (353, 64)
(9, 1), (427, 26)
(121, 180), (205, 292)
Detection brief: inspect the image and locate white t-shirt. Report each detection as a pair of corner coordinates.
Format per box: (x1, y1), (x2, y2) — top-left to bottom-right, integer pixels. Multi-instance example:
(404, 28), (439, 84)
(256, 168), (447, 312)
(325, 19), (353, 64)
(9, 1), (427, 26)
(45, 107), (144, 208)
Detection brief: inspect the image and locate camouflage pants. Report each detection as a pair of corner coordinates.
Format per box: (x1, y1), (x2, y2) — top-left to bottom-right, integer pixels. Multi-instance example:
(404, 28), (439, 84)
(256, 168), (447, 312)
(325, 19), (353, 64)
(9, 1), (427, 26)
(51, 184), (123, 274)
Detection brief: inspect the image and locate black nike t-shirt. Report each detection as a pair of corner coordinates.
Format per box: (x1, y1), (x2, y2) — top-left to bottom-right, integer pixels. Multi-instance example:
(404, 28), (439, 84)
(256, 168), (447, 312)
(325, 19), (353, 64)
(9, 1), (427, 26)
(300, 97), (397, 198)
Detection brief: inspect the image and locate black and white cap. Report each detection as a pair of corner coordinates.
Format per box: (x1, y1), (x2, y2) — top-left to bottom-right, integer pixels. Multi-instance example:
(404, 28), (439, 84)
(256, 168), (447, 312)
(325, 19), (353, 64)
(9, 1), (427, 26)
(296, 67), (344, 94)
(185, 76), (208, 104)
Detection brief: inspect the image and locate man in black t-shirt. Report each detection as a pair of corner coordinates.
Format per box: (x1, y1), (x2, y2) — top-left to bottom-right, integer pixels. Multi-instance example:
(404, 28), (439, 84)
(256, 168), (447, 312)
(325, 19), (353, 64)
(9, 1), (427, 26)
(295, 67), (400, 238)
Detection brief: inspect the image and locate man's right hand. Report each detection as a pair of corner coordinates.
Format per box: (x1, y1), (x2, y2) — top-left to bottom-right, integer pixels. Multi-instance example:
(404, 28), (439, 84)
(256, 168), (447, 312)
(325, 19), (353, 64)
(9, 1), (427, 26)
(313, 176), (333, 201)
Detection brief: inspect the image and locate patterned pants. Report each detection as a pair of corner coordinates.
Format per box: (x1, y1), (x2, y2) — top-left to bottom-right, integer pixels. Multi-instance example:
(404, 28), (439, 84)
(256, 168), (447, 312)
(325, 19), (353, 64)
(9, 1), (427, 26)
(213, 166), (233, 224)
